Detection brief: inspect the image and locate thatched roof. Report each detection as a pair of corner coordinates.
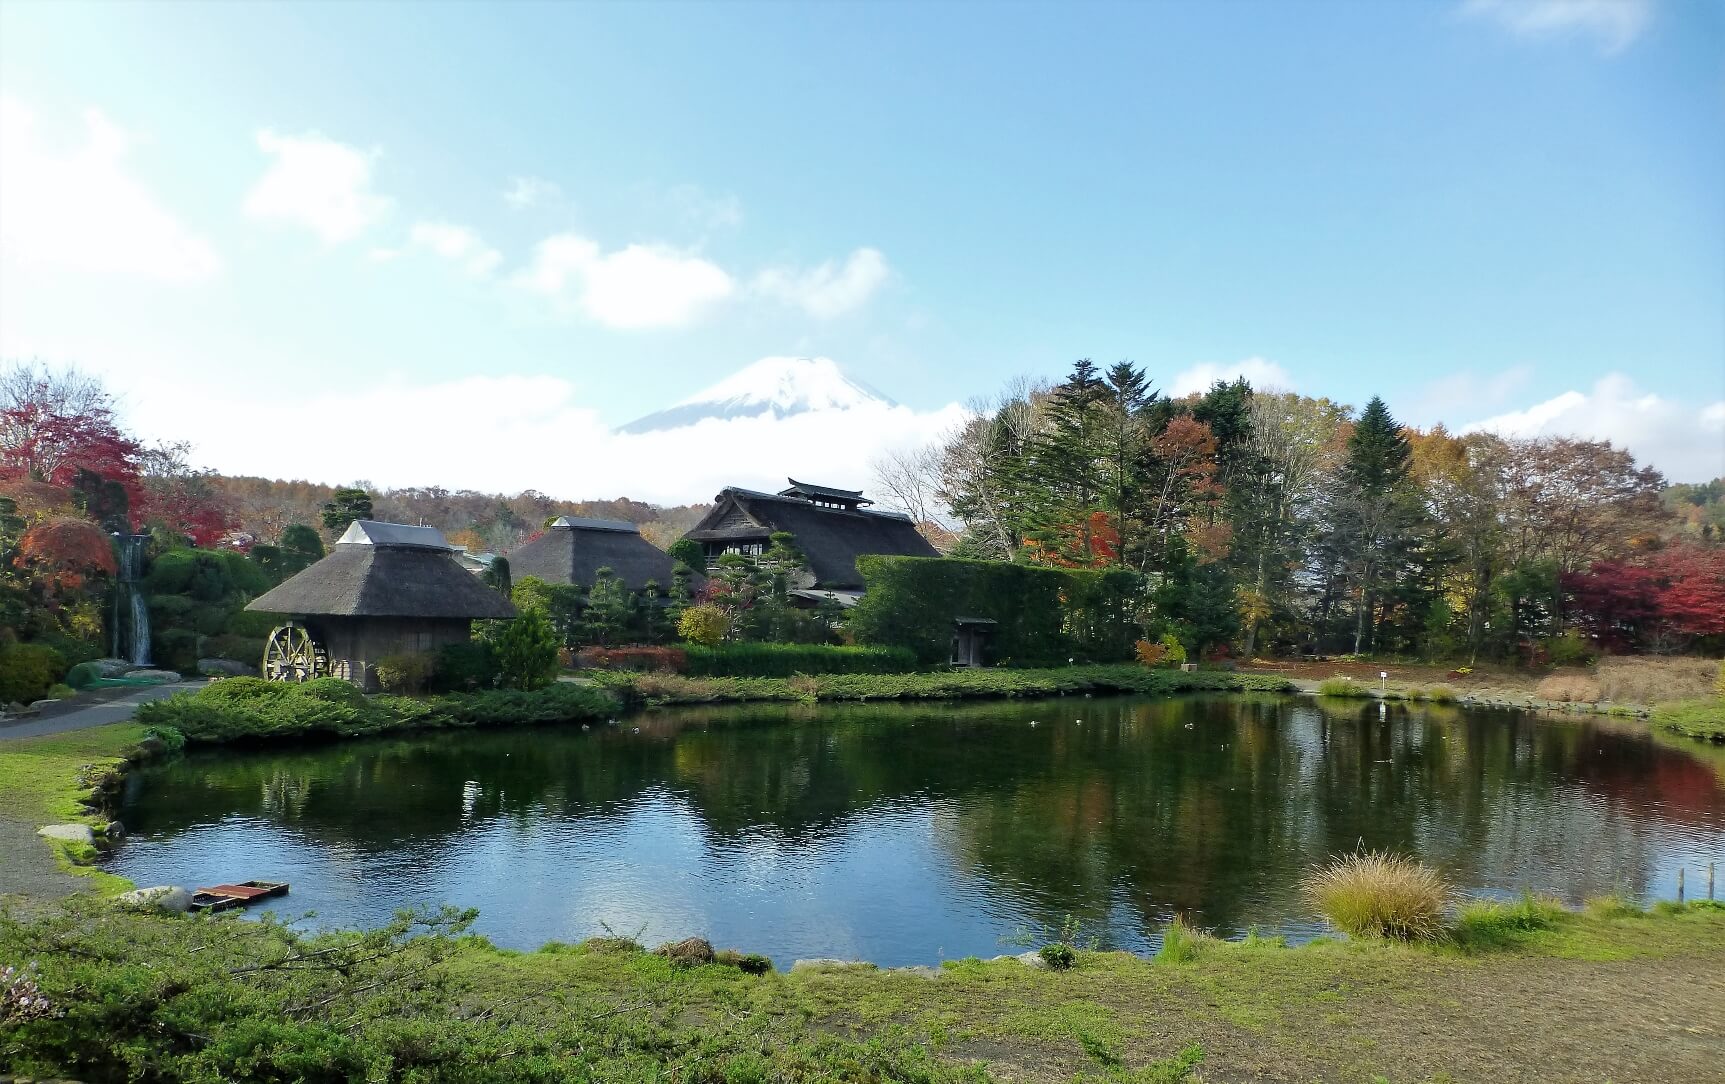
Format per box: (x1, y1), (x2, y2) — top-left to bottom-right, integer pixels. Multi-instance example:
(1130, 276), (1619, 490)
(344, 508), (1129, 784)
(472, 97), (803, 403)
(248, 520), (516, 620)
(683, 486), (937, 590)
(508, 517), (684, 593)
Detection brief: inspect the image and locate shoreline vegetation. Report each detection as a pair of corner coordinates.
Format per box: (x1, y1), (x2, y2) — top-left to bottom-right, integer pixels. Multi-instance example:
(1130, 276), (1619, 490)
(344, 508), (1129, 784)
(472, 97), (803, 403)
(6, 683), (1725, 1080)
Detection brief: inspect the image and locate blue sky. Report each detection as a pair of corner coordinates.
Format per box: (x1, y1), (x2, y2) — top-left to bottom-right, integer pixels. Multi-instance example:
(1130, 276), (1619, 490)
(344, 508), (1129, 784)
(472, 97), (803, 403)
(1, 0), (1721, 498)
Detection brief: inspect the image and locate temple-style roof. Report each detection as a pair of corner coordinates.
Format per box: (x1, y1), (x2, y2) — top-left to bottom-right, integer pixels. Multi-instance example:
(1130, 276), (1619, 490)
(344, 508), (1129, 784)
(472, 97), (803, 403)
(249, 520), (516, 620)
(682, 485), (936, 590)
(509, 516), (685, 593)
(779, 479), (871, 506)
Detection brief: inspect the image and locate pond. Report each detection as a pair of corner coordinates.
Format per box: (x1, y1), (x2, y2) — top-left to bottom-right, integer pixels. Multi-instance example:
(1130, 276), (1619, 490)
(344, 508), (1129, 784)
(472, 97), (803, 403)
(108, 694), (1725, 967)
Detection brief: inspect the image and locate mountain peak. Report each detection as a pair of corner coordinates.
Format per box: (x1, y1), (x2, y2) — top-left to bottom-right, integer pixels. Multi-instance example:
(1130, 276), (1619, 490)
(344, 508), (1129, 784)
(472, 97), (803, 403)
(618, 356), (896, 434)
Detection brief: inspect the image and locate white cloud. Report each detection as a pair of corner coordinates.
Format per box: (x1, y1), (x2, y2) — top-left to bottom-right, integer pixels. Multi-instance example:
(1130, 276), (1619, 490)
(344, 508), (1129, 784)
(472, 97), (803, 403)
(0, 96), (219, 281)
(514, 233), (734, 329)
(753, 247), (890, 318)
(503, 175), (560, 209)
(1460, 0), (1652, 55)
(1460, 373), (1725, 482)
(1413, 364), (1534, 420)
(243, 129), (390, 243)
(126, 365), (966, 504)
(1168, 356), (1294, 397)
(407, 220), (501, 277)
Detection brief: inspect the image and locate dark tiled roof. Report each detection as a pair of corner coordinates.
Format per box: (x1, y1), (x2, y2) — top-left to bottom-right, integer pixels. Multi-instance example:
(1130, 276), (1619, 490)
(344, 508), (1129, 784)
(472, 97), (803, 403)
(548, 516), (638, 533)
(509, 521), (684, 593)
(683, 487), (936, 590)
(249, 541), (517, 619)
(780, 478), (871, 504)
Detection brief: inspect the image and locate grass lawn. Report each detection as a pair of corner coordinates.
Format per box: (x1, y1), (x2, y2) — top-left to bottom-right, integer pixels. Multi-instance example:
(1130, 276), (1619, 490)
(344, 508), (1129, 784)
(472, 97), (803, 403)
(1651, 698), (1725, 741)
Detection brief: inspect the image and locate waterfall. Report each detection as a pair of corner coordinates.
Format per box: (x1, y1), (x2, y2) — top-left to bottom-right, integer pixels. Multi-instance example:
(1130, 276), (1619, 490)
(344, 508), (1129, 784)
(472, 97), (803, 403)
(114, 534), (152, 666)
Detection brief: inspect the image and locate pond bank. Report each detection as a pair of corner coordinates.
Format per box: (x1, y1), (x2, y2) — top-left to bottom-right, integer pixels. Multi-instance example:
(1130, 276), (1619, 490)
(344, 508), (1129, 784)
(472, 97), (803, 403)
(3, 890), (1722, 1083)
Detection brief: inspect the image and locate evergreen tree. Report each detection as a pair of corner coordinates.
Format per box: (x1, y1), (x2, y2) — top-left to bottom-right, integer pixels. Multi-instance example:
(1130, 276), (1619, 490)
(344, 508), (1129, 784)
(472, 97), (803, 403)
(1026, 359), (1112, 563)
(1100, 362), (1156, 567)
(320, 487), (374, 535)
(581, 566), (633, 647)
(278, 524), (325, 575)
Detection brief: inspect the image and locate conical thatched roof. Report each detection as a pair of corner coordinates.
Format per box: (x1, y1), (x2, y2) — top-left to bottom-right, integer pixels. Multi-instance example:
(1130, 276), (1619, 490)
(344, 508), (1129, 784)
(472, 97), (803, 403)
(508, 516), (686, 593)
(248, 520), (516, 620)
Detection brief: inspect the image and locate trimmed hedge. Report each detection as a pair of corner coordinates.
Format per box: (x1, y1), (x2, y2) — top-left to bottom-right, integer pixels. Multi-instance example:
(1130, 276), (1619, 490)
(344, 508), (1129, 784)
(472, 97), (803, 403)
(681, 643), (919, 677)
(593, 664), (1296, 707)
(135, 676), (620, 744)
(848, 556), (1139, 666)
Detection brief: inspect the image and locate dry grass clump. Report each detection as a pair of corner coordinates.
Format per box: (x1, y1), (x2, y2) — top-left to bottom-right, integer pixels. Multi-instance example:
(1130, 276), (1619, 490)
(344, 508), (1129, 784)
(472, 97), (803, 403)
(1597, 656), (1717, 706)
(1302, 851), (1451, 941)
(1535, 672), (1603, 703)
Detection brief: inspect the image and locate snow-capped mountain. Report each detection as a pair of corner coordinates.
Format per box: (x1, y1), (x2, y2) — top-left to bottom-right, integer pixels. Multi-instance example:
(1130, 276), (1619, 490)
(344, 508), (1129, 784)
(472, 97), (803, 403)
(617, 356), (898, 434)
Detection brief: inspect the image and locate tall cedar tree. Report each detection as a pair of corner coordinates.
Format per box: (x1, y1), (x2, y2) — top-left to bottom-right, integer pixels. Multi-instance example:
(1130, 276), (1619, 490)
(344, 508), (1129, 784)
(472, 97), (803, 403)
(1027, 360), (1111, 564)
(1324, 396), (1428, 654)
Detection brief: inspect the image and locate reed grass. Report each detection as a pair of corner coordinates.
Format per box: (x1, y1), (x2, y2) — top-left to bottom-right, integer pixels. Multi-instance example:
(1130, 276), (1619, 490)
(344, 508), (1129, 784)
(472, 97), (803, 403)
(1302, 852), (1451, 941)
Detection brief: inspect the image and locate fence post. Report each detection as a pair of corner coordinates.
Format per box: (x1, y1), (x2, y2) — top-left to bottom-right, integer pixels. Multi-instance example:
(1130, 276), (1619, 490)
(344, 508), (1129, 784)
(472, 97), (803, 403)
(1677, 867), (1685, 903)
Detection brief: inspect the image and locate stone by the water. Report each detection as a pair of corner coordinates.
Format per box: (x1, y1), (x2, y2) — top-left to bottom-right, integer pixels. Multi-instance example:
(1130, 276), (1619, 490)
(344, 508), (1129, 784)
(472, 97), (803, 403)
(37, 824), (94, 845)
(123, 669), (183, 684)
(115, 886), (193, 913)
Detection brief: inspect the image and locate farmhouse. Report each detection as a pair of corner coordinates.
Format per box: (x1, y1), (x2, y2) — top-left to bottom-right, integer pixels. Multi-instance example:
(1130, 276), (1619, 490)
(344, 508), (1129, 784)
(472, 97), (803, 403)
(247, 520), (515, 691)
(681, 479), (937, 601)
(508, 516), (684, 593)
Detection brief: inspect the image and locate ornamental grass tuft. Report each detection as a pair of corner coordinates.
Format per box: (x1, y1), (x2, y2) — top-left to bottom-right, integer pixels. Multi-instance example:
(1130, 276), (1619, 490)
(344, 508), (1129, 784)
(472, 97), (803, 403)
(1302, 851), (1451, 941)
(1316, 676), (1368, 698)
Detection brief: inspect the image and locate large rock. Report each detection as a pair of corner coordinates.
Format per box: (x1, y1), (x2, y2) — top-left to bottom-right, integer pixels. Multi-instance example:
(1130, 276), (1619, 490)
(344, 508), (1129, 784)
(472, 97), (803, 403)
(123, 669), (183, 684)
(198, 658), (259, 678)
(90, 658), (135, 678)
(37, 824), (94, 846)
(116, 886), (193, 913)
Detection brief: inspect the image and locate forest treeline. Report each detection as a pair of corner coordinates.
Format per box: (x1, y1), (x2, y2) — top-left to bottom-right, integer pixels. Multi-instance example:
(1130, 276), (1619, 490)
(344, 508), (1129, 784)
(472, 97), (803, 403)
(872, 361), (1724, 663)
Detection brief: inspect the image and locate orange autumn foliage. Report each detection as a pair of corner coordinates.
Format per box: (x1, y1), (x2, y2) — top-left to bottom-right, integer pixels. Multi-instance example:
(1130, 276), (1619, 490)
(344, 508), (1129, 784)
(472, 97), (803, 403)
(16, 516), (116, 590)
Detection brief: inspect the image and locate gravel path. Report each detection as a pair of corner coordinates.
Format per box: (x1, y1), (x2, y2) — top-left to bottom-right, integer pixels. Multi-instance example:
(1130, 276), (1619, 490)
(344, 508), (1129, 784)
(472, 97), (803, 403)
(0, 681), (202, 741)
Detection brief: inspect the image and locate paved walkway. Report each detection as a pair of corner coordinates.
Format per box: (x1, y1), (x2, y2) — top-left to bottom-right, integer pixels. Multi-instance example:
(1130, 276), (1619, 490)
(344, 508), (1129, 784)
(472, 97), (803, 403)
(0, 681), (203, 741)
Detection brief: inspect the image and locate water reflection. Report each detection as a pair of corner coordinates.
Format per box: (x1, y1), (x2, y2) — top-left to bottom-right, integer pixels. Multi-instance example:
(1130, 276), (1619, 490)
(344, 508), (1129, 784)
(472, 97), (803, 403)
(110, 696), (1724, 966)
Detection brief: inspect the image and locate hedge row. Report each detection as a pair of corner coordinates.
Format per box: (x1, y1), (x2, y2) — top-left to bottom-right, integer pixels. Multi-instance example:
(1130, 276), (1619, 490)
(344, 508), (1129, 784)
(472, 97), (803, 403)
(593, 664), (1296, 707)
(134, 677), (619, 744)
(681, 643), (920, 677)
(847, 556), (1139, 666)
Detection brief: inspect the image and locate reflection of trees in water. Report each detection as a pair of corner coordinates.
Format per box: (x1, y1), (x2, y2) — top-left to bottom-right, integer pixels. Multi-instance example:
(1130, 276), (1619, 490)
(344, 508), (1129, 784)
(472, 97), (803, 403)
(121, 697), (1722, 933)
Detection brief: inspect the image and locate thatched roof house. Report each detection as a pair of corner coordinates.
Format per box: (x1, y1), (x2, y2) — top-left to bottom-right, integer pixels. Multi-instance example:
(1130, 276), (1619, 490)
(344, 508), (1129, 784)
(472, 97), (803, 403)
(681, 480), (937, 592)
(248, 520), (515, 690)
(507, 516), (684, 593)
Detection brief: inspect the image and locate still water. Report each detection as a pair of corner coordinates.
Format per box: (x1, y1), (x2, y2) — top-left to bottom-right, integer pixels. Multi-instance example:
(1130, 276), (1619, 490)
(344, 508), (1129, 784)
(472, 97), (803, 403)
(108, 695), (1725, 967)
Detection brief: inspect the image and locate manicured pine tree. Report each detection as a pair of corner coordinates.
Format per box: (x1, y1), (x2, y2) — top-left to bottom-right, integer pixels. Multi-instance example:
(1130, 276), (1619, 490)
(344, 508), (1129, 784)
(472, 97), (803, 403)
(320, 487), (374, 535)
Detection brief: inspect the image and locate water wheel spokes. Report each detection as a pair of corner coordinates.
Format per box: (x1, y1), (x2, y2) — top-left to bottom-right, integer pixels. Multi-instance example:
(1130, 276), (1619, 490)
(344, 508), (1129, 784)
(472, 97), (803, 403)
(263, 623), (320, 682)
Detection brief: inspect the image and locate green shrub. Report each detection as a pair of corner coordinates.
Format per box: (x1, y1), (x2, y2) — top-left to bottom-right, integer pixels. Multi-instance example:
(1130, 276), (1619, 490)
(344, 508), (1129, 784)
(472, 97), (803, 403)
(0, 642), (65, 703)
(45, 683), (74, 699)
(375, 651), (437, 695)
(849, 555), (1138, 666)
(432, 641), (500, 692)
(65, 661), (105, 690)
(443, 683), (617, 727)
(713, 950), (774, 974)
(1316, 676), (1367, 698)
(492, 610), (560, 691)
(1036, 942), (1076, 970)
(1543, 631), (1596, 668)
(682, 643), (919, 677)
(1302, 851), (1451, 941)
(1422, 684), (1459, 703)
(202, 633), (265, 665)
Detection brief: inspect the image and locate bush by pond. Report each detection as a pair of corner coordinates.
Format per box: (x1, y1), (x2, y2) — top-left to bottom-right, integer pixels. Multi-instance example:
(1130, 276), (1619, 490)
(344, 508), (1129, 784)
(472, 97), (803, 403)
(135, 677), (619, 744)
(595, 664), (1296, 706)
(682, 642), (919, 677)
(1302, 852), (1451, 941)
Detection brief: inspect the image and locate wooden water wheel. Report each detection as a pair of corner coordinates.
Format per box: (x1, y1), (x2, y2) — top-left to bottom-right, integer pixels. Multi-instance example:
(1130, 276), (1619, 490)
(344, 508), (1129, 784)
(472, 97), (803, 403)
(263, 622), (327, 682)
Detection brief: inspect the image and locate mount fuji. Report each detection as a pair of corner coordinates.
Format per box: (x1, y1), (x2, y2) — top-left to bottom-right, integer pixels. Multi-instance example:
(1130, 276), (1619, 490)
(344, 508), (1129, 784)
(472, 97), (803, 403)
(617, 356), (898, 434)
